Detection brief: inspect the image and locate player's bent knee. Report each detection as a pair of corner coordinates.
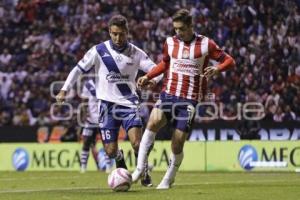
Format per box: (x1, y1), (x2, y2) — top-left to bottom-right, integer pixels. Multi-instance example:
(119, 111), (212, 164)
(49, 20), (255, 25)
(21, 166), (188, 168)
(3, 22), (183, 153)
(172, 146), (183, 155)
(146, 108), (166, 131)
(82, 142), (90, 151)
(146, 118), (165, 131)
(171, 141), (185, 154)
(82, 137), (93, 151)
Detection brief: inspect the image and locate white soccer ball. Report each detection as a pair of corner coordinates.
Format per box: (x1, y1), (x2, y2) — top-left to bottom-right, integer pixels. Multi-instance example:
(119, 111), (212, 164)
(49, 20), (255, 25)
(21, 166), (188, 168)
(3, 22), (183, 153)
(108, 168), (132, 192)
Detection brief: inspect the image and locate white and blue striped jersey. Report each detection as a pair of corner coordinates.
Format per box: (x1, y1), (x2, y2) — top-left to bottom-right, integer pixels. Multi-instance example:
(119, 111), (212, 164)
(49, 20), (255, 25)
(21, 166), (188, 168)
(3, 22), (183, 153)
(81, 79), (98, 125)
(76, 40), (159, 108)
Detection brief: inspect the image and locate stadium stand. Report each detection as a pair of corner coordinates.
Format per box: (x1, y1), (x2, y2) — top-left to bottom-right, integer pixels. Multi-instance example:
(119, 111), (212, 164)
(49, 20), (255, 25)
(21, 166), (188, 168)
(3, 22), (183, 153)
(0, 0), (299, 127)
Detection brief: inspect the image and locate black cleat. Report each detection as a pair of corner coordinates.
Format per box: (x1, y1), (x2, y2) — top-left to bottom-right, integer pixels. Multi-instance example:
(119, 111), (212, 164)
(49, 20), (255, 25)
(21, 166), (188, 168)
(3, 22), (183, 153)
(141, 170), (153, 187)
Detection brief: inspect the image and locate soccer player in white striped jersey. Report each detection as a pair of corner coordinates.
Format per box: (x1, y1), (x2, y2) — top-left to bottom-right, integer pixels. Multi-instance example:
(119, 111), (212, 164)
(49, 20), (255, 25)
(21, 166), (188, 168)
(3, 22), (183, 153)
(132, 9), (235, 189)
(79, 78), (101, 173)
(56, 15), (162, 186)
(79, 78), (114, 173)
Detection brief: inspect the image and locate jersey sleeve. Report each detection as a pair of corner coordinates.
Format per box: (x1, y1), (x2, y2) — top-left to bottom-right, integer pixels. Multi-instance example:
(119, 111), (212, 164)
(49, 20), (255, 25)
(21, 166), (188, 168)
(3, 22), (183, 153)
(138, 50), (163, 83)
(76, 46), (98, 73)
(145, 40), (170, 80)
(138, 50), (156, 73)
(208, 39), (226, 61)
(162, 41), (170, 63)
(208, 39), (235, 71)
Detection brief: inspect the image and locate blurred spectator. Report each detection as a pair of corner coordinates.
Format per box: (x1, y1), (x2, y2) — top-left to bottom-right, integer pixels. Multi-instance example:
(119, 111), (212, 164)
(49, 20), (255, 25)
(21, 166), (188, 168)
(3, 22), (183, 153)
(0, 0), (299, 127)
(0, 48), (12, 66)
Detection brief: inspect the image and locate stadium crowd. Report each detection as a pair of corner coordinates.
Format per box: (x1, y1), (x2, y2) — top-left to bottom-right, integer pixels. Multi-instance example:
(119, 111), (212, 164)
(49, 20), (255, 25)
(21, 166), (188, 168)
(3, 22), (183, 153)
(0, 0), (299, 126)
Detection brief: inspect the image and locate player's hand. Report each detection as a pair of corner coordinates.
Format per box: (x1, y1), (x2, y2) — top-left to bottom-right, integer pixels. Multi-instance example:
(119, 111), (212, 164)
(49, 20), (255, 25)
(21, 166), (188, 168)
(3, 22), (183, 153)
(56, 90), (67, 104)
(144, 80), (156, 90)
(137, 75), (150, 88)
(204, 66), (220, 78)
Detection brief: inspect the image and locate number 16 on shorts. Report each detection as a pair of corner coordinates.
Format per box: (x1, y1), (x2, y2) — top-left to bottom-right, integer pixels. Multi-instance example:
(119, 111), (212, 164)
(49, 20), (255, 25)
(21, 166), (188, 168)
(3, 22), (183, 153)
(100, 129), (118, 143)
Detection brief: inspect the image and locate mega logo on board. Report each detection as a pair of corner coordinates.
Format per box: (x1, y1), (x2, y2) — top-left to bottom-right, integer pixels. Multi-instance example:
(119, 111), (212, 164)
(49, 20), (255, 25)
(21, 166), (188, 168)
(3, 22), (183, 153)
(12, 148), (29, 171)
(11, 148), (81, 171)
(31, 149), (81, 168)
(238, 145), (258, 170)
(238, 144), (300, 171)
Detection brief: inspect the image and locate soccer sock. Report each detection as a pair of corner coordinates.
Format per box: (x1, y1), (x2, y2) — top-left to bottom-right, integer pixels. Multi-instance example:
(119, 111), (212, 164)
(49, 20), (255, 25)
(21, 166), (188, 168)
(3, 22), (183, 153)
(135, 151), (148, 175)
(115, 149), (127, 169)
(162, 152), (184, 181)
(80, 150), (89, 169)
(136, 129), (156, 170)
(115, 149), (123, 161)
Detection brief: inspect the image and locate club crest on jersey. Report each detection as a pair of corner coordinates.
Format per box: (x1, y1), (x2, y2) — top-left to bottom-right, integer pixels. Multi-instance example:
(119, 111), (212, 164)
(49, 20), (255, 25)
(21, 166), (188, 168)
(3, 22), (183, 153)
(182, 49), (189, 59)
(115, 55), (123, 62)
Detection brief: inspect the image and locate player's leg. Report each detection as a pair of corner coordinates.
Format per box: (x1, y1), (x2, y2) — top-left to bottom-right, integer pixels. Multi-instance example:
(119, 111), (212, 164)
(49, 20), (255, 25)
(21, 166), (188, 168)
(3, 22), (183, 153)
(121, 105), (153, 186)
(156, 128), (186, 189)
(127, 127), (142, 162)
(157, 103), (196, 189)
(80, 128), (94, 173)
(102, 140), (127, 169)
(132, 107), (167, 182)
(99, 101), (127, 169)
(90, 130), (99, 170)
(127, 126), (153, 187)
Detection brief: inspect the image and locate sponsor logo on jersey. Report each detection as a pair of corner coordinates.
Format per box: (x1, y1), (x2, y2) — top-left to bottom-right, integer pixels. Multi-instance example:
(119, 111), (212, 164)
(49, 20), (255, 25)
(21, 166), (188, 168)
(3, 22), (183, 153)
(101, 52), (111, 58)
(173, 59), (200, 75)
(106, 71), (130, 83)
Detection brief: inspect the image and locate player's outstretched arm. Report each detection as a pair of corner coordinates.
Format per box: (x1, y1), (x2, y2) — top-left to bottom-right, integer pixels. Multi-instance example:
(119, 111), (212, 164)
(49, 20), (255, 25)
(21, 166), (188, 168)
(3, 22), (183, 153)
(56, 90), (67, 103)
(56, 67), (83, 103)
(146, 61), (168, 80)
(205, 39), (235, 78)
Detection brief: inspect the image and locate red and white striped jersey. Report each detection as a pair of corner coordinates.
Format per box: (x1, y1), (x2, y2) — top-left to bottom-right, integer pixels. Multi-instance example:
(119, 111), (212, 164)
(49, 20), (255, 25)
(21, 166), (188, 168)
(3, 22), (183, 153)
(160, 34), (227, 101)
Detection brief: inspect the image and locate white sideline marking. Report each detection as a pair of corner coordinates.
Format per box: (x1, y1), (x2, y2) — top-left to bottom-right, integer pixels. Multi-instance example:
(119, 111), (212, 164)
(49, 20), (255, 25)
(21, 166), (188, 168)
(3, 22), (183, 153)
(0, 176), (83, 181)
(0, 179), (298, 194)
(0, 186), (100, 194)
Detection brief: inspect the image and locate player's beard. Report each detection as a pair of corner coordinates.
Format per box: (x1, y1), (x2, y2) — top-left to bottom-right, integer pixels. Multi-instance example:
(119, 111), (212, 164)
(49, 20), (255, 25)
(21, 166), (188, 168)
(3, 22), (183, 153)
(112, 41), (128, 52)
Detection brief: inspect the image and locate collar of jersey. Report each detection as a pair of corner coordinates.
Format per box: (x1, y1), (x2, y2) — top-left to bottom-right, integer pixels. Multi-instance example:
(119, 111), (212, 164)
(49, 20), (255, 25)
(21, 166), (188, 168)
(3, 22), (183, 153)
(109, 40), (129, 53)
(176, 33), (196, 44)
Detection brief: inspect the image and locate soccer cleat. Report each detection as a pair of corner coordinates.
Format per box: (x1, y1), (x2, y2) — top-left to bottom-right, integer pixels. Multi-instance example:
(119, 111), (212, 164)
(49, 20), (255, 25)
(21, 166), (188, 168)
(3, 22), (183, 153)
(156, 178), (174, 190)
(131, 168), (144, 183)
(141, 170), (153, 187)
(80, 166), (86, 173)
(105, 165), (113, 174)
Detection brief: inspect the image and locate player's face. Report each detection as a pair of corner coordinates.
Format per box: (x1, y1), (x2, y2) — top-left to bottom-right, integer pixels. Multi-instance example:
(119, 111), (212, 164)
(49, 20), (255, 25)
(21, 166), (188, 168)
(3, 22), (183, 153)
(173, 21), (194, 42)
(109, 25), (128, 48)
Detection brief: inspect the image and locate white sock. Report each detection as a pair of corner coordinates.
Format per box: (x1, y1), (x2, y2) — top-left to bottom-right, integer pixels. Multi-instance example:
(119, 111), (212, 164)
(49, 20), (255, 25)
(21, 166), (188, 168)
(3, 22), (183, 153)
(162, 152), (184, 181)
(136, 129), (156, 170)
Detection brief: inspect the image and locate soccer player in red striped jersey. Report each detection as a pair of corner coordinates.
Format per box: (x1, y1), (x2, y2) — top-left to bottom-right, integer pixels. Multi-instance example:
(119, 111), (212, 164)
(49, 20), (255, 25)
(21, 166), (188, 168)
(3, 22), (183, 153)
(132, 9), (235, 189)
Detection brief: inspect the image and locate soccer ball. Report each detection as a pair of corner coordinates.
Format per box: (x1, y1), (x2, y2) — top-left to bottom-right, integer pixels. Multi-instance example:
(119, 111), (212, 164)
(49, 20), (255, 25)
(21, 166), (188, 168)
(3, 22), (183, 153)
(108, 168), (132, 192)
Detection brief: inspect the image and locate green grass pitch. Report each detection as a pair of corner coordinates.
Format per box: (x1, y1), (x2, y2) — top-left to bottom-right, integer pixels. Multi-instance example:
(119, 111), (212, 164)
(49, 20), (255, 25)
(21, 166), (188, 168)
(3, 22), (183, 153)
(1, 171), (299, 200)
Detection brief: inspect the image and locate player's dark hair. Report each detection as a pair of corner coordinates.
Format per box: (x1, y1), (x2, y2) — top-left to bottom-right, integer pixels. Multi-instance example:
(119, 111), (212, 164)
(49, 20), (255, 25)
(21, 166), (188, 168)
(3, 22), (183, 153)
(108, 15), (128, 31)
(172, 9), (192, 26)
